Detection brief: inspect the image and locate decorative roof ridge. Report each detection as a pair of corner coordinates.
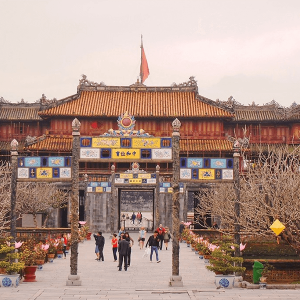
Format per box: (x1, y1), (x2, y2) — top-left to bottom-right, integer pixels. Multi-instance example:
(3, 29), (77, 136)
(196, 94), (234, 114)
(0, 100), (41, 108)
(39, 93), (78, 113)
(25, 134), (47, 146)
(77, 74), (198, 93)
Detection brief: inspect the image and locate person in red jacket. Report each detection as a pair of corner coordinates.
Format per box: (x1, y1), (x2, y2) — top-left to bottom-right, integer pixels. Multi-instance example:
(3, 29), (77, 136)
(156, 224), (166, 250)
(111, 233), (118, 262)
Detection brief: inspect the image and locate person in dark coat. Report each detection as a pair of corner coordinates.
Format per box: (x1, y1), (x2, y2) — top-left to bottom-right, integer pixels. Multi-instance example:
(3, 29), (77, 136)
(94, 231), (105, 261)
(118, 234), (129, 271)
(145, 231), (161, 263)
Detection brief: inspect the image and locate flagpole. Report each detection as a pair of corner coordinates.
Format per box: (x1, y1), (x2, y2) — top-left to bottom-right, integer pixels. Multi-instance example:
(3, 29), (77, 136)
(140, 34), (143, 83)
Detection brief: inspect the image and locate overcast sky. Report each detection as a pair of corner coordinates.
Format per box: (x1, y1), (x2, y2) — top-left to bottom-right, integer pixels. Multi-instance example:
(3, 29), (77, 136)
(1, 0), (300, 107)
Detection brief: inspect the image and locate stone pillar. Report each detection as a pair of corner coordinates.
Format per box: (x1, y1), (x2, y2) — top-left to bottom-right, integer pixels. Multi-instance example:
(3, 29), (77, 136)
(110, 165), (116, 233)
(10, 139), (18, 241)
(233, 142), (241, 257)
(170, 118), (183, 287)
(155, 165), (160, 229)
(67, 118), (81, 286)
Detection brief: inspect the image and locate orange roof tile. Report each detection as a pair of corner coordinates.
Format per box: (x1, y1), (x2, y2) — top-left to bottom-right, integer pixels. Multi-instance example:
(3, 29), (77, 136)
(39, 91), (232, 118)
(180, 139), (233, 152)
(0, 106), (42, 121)
(26, 135), (232, 153)
(27, 135), (72, 152)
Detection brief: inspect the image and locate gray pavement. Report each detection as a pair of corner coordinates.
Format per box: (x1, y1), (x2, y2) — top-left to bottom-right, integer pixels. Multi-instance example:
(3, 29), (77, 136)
(1, 232), (300, 299)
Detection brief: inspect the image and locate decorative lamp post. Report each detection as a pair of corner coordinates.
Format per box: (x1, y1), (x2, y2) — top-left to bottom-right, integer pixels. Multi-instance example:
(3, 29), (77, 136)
(155, 164), (160, 229)
(230, 134), (249, 257)
(233, 140), (241, 257)
(10, 139), (18, 241)
(169, 118), (183, 287)
(66, 118), (81, 286)
(110, 164), (116, 234)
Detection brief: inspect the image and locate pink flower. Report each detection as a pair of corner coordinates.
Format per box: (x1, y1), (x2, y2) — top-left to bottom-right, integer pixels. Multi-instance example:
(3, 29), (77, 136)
(231, 245), (235, 250)
(240, 243), (247, 251)
(208, 244), (218, 251)
(15, 241), (23, 249)
(41, 244), (49, 250)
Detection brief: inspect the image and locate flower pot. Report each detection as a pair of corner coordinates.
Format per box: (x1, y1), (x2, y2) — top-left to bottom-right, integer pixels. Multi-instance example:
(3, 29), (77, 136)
(23, 266), (37, 282)
(86, 232), (92, 240)
(36, 259), (45, 270)
(0, 274), (20, 287)
(215, 274), (235, 289)
(47, 253), (55, 263)
(56, 251), (64, 259)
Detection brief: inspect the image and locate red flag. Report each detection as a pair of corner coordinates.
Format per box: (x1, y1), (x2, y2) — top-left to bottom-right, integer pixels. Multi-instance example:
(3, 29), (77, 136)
(140, 45), (150, 83)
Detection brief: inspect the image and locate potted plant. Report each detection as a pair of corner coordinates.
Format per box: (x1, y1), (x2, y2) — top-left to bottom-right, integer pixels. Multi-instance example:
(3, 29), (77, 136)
(47, 240), (57, 262)
(35, 243), (47, 270)
(181, 228), (189, 242)
(56, 240), (64, 258)
(260, 261), (274, 283)
(0, 237), (24, 287)
(19, 240), (38, 282)
(206, 235), (245, 288)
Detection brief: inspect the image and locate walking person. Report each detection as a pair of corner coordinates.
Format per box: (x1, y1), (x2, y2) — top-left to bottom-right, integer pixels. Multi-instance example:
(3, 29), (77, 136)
(118, 226), (125, 238)
(179, 221), (185, 242)
(156, 224), (166, 250)
(131, 212), (136, 224)
(111, 233), (118, 262)
(118, 234), (129, 271)
(136, 211), (142, 224)
(94, 231), (105, 261)
(124, 232), (134, 266)
(145, 231), (161, 263)
(139, 227), (147, 249)
(93, 232), (100, 260)
(61, 234), (68, 259)
(163, 227), (171, 250)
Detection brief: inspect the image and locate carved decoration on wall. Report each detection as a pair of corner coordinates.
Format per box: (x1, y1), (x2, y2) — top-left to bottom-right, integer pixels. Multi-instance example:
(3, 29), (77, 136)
(101, 112), (152, 137)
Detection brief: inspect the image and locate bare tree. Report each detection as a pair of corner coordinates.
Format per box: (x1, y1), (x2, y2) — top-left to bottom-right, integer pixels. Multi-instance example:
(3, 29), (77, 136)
(0, 162), (12, 234)
(16, 182), (69, 227)
(195, 145), (300, 250)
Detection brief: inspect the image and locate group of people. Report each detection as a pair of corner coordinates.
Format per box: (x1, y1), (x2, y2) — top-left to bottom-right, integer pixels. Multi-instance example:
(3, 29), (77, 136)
(130, 211), (143, 224)
(93, 223), (172, 271)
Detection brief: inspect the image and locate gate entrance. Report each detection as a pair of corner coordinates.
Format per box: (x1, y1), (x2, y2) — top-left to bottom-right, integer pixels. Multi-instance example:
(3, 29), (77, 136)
(119, 189), (154, 231)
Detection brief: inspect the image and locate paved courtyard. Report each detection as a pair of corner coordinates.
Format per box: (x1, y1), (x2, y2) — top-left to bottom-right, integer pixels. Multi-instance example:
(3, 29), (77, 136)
(1, 232), (300, 299)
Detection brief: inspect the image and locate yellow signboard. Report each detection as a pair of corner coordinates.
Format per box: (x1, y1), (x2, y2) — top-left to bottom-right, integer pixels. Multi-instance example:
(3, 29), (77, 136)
(120, 173), (133, 179)
(95, 187), (103, 193)
(111, 149), (141, 159)
(129, 178), (143, 184)
(132, 138), (161, 149)
(138, 173), (151, 179)
(199, 169), (215, 180)
(92, 137), (120, 148)
(36, 168), (52, 179)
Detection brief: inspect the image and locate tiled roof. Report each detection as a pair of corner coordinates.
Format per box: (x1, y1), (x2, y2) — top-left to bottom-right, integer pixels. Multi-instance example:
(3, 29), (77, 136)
(0, 140), (26, 151)
(180, 139), (233, 152)
(233, 104), (284, 122)
(39, 91), (232, 118)
(0, 106), (42, 121)
(25, 135), (233, 153)
(26, 135), (72, 152)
